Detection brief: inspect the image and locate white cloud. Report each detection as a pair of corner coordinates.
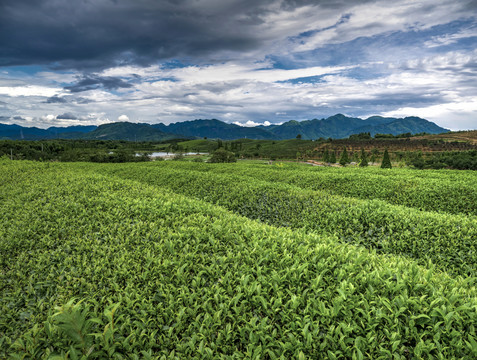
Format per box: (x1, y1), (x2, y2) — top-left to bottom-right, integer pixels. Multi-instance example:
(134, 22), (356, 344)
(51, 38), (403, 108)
(233, 120), (272, 127)
(40, 114), (56, 122)
(157, 62), (352, 84)
(0, 85), (63, 97)
(424, 27), (477, 48)
(292, 0), (471, 52)
(382, 100), (477, 131)
(13, 112), (112, 128)
(3, 49), (477, 130)
(37, 71), (78, 84)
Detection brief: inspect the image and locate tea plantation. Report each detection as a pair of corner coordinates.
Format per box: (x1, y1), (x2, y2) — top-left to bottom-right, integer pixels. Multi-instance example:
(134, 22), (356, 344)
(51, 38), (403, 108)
(1, 159), (476, 359)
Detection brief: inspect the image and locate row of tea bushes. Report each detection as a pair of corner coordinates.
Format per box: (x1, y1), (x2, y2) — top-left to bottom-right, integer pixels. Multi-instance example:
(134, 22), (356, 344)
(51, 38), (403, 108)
(140, 161), (477, 216)
(89, 163), (476, 277)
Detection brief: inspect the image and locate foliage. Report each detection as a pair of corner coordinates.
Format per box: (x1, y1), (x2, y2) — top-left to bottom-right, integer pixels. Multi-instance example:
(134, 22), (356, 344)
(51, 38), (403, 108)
(375, 132), (429, 139)
(0, 140), (154, 163)
(339, 147), (349, 166)
(4, 137), (477, 165)
(208, 148), (236, 163)
(178, 161), (476, 216)
(175, 138), (320, 160)
(381, 149), (392, 168)
(92, 161), (477, 277)
(0, 159), (476, 359)
(322, 148), (330, 162)
(408, 150), (477, 170)
(370, 148), (379, 163)
(172, 153), (185, 161)
(349, 132), (371, 140)
(359, 148), (368, 167)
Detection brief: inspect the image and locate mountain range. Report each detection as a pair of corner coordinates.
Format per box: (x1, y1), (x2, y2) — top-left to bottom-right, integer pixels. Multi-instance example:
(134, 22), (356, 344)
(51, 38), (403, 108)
(0, 114), (448, 141)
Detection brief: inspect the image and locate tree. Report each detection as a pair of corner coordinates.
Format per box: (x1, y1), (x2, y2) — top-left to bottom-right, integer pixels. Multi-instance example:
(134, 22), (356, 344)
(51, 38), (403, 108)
(349, 132), (371, 140)
(359, 148), (368, 167)
(329, 151), (337, 163)
(370, 148), (379, 164)
(208, 148), (236, 163)
(323, 149), (330, 163)
(172, 153), (184, 161)
(381, 149), (392, 168)
(296, 134), (302, 140)
(409, 151), (425, 169)
(339, 147), (349, 166)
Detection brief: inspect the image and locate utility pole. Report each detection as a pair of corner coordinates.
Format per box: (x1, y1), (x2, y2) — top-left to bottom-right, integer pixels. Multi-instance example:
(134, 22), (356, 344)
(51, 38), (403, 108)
(10, 149), (13, 160)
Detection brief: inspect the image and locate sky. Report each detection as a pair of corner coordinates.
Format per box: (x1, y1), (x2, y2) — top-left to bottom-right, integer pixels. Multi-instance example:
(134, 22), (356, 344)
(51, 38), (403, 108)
(0, 0), (476, 131)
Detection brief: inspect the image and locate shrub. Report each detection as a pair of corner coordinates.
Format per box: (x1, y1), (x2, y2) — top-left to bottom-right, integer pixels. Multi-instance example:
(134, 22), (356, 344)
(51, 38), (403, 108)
(208, 148), (236, 163)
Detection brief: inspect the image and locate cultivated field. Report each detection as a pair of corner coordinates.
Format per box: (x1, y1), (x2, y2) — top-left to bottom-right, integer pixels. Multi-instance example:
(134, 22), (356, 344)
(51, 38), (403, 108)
(1, 159), (476, 359)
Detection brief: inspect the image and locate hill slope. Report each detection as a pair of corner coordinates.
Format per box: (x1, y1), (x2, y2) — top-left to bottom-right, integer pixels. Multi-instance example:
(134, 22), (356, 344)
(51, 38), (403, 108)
(47, 125), (97, 134)
(414, 130), (477, 144)
(0, 123), (54, 140)
(267, 114), (366, 139)
(353, 116), (448, 136)
(81, 122), (180, 141)
(153, 119), (275, 140)
(266, 114), (448, 139)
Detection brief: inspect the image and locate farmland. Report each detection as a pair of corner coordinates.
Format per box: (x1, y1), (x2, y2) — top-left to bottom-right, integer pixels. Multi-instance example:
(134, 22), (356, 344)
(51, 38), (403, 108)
(1, 158), (476, 359)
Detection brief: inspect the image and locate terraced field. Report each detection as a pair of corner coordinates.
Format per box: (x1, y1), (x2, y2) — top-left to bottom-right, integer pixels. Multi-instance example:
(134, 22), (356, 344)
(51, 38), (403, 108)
(1, 158), (476, 359)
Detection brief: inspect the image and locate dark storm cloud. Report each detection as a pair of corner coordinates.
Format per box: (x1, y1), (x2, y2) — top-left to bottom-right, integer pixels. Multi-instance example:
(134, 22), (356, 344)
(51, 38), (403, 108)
(463, 0), (477, 10)
(45, 95), (67, 103)
(0, 0), (397, 71)
(3, 0), (474, 71)
(64, 75), (133, 92)
(280, 0), (373, 10)
(0, 0), (280, 70)
(57, 113), (77, 120)
(0, 116), (9, 122)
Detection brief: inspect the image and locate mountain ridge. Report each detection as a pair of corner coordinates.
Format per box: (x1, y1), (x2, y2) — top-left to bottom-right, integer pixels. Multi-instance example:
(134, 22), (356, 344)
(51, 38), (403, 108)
(0, 114), (449, 141)
(151, 119), (276, 140)
(80, 122), (180, 141)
